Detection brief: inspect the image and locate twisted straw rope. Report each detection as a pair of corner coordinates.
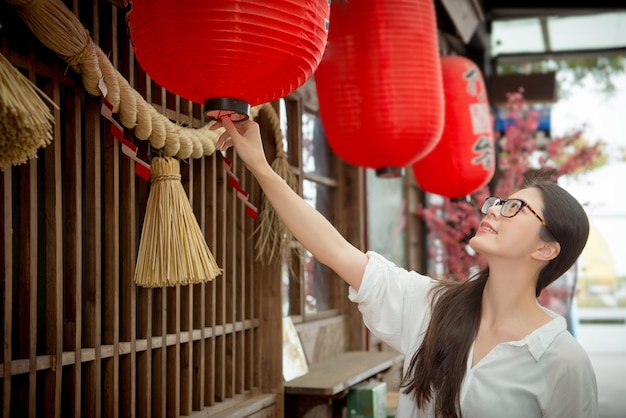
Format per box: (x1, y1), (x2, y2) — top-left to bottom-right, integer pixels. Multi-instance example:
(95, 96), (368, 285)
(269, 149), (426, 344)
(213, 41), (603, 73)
(7, 0), (299, 265)
(6, 0), (271, 159)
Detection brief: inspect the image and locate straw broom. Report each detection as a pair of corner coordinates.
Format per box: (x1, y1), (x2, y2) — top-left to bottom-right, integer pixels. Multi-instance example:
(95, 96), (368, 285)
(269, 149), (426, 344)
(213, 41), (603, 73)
(0, 51), (58, 170)
(135, 156), (221, 287)
(254, 103), (303, 265)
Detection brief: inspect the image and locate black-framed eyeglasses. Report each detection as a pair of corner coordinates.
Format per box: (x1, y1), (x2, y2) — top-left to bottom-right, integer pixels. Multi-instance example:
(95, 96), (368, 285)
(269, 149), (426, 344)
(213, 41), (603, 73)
(481, 196), (554, 237)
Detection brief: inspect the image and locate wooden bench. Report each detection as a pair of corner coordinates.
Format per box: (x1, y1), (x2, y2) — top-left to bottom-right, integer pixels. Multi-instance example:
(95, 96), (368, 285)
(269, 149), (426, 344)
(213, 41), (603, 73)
(284, 350), (402, 417)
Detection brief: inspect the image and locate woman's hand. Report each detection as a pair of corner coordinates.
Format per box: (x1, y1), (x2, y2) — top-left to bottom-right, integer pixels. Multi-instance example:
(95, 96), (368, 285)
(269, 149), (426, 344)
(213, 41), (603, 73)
(210, 116), (269, 174)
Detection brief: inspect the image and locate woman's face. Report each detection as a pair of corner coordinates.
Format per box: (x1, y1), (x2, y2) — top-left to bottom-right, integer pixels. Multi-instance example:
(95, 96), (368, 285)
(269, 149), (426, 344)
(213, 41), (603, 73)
(469, 187), (549, 260)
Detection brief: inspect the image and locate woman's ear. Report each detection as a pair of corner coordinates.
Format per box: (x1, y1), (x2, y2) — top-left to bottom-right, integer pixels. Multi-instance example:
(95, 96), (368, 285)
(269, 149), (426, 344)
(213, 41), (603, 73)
(532, 241), (561, 262)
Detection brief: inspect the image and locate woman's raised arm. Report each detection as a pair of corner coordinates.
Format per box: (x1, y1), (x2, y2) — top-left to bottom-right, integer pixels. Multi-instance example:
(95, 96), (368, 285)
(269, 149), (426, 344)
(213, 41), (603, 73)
(211, 117), (369, 290)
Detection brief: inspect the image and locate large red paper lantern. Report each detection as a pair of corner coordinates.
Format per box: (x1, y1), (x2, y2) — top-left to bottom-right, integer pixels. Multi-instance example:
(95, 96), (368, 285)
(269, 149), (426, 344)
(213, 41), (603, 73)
(412, 55), (495, 198)
(314, 0), (444, 177)
(127, 0), (329, 121)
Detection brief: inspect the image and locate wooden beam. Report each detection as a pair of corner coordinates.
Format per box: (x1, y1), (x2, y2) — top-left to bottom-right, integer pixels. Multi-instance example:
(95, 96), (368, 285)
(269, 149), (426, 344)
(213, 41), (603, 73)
(495, 46), (626, 65)
(488, 72), (557, 105)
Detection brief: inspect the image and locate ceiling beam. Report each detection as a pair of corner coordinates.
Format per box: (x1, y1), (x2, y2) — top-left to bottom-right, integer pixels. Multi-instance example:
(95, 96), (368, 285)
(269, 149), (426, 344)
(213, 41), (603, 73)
(484, 7), (625, 20)
(494, 46), (626, 65)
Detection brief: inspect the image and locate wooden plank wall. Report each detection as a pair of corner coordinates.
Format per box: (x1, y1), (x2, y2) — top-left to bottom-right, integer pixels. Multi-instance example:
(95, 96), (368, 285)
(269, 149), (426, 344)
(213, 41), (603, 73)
(0, 1), (273, 417)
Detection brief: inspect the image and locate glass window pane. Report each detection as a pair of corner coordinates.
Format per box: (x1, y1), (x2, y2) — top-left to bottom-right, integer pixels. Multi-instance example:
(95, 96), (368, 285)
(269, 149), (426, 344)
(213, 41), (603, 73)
(302, 111), (334, 177)
(366, 169), (406, 266)
(304, 250), (334, 315)
(282, 262), (291, 317)
(279, 99), (289, 154)
(548, 12), (626, 51)
(302, 179), (335, 314)
(491, 18), (545, 55)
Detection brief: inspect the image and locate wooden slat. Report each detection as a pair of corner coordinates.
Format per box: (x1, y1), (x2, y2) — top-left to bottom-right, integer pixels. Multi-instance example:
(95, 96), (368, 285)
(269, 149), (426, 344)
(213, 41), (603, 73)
(102, 96), (121, 418)
(205, 153), (218, 406)
(117, 7), (138, 417)
(250, 162), (260, 393)
(242, 161), (254, 392)
(153, 85), (168, 418)
(6, 48), (35, 418)
(165, 90), (182, 418)
(17, 48), (40, 418)
(166, 285), (181, 418)
(119, 134), (137, 418)
(102, 5), (121, 416)
(215, 150), (227, 403)
(180, 210), (194, 416)
(27, 158), (38, 418)
(191, 158), (206, 411)
(179, 99), (194, 416)
(136, 44), (153, 418)
(137, 284), (153, 418)
(254, 108), (287, 418)
(83, 92), (103, 418)
(2, 166), (12, 418)
(63, 81), (83, 418)
(235, 154), (245, 396)
(153, 288), (166, 418)
(226, 152), (237, 399)
(339, 162), (367, 351)
(42, 61), (64, 418)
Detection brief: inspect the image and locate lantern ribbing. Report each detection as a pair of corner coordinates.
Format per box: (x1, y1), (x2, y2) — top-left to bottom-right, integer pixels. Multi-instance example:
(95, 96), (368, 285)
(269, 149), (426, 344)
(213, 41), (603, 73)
(315, 0), (444, 176)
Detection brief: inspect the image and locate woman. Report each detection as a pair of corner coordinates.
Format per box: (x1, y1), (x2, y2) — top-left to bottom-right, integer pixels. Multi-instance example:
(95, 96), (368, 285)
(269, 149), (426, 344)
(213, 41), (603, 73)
(212, 117), (598, 418)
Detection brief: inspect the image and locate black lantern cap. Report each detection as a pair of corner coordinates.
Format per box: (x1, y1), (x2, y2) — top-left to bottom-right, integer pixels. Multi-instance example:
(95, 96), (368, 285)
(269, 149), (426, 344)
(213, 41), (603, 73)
(205, 98), (250, 122)
(375, 167), (404, 178)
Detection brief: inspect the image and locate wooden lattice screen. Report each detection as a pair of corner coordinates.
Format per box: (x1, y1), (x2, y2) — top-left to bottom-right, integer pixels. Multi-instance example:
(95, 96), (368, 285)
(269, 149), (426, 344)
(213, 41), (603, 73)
(0, 1), (275, 417)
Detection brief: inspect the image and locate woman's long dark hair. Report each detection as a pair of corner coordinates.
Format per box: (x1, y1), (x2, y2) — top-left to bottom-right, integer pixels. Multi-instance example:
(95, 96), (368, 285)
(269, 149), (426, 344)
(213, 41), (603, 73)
(401, 173), (590, 418)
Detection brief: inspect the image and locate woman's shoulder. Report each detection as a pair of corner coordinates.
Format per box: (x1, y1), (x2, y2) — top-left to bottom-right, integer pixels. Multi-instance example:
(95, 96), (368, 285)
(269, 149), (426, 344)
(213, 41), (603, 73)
(542, 330), (595, 375)
(539, 330), (598, 416)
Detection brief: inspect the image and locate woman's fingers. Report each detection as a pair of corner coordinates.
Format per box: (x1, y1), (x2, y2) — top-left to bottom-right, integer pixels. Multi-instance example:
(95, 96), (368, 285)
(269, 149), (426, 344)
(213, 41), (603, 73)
(213, 117), (260, 152)
(220, 116), (241, 139)
(215, 130), (231, 151)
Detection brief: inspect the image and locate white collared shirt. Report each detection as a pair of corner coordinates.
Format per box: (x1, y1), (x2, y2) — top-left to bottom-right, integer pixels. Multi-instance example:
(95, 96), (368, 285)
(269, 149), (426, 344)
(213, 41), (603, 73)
(349, 251), (598, 418)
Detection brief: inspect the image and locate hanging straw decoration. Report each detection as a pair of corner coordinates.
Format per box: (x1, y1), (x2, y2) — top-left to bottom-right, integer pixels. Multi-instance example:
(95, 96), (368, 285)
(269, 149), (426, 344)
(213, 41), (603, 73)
(135, 156), (221, 287)
(5, 0), (223, 158)
(0, 51), (58, 169)
(253, 103), (302, 265)
(6, 0), (308, 274)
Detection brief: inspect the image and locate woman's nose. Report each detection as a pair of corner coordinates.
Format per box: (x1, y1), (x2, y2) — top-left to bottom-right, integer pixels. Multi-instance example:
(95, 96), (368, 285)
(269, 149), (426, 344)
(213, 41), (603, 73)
(487, 204), (501, 217)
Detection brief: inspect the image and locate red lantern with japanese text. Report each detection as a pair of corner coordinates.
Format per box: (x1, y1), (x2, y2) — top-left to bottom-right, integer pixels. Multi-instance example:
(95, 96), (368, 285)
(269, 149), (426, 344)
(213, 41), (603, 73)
(127, 0), (330, 121)
(314, 0), (444, 178)
(412, 55), (495, 198)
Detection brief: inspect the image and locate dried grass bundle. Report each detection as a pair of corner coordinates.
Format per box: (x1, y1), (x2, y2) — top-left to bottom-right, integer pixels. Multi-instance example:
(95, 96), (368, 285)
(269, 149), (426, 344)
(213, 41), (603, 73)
(7, 0), (103, 97)
(254, 104), (302, 265)
(135, 156), (221, 287)
(0, 51), (58, 170)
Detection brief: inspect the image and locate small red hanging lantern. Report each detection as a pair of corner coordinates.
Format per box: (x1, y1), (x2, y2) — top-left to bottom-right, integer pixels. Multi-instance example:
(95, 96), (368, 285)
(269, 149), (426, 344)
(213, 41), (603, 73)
(314, 0), (444, 178)
(412, 55), (495, 198)
(127, 0), (330, 121)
